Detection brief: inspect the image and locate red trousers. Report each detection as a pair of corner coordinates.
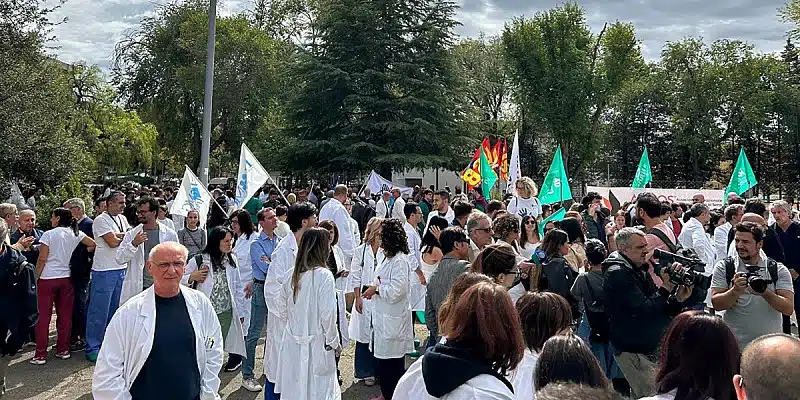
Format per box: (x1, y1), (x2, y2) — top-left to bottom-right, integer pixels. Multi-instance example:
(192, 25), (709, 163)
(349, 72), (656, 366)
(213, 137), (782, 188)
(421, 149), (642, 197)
(35, 278), (74, 358)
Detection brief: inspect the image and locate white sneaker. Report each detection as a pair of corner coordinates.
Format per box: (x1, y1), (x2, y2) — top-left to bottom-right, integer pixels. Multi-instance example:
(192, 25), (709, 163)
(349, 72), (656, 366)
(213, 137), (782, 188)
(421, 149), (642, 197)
(241, 378), (263, 392)
(29, 357), (46, 365)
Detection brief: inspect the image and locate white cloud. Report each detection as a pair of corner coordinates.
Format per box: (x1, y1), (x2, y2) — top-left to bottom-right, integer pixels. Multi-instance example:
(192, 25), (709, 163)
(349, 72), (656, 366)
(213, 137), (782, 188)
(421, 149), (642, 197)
(48, 0), (797, 69)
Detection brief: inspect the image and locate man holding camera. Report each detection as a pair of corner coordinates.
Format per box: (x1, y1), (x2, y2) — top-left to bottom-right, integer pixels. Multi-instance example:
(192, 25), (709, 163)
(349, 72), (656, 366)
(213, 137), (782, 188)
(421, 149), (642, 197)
(603, 228), (705, 398)
(711, 222), (794, 350)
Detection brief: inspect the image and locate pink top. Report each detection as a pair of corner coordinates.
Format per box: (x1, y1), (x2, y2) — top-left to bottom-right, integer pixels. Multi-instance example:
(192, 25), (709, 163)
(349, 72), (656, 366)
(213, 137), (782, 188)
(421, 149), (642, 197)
(644, 224), (678, 288)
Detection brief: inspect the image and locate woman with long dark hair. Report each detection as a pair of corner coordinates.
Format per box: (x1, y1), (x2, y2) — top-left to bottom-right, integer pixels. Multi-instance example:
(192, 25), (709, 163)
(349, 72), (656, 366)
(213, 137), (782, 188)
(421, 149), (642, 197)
(639, 311), (740, 400)
(539, 229), (580, 319)
(394, 281), (525, 399)
(510, 292), (574, 400)
(362, 218), (413, 400)
(420, 216), (449, 281)
(318, 219), (351, 382)
(274, 227), (341, 399)
(183, 226), (246, 370)
(31, 208), (96, 364)
(535, 333), (609, 391)
(470, 242), (519, 290)
(559, 218), (586, 272)
(519, 215), (541, 260)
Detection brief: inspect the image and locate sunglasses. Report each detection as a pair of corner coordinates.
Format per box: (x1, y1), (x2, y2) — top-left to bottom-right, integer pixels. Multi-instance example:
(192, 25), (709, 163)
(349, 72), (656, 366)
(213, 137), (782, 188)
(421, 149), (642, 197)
(525, 220), (536, 225)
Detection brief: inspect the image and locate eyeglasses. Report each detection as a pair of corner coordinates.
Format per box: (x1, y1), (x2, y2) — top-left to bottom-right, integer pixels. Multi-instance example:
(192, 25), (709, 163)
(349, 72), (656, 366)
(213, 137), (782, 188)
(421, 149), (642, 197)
(475, 227), (493, 233)
(154, 261), (186, 270)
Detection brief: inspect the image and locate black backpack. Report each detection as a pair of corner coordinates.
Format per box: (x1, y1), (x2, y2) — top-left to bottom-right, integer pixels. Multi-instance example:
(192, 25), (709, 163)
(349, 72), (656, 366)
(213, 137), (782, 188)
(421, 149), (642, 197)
(581, 278), (611, 343)
(723, 256), (779, 287)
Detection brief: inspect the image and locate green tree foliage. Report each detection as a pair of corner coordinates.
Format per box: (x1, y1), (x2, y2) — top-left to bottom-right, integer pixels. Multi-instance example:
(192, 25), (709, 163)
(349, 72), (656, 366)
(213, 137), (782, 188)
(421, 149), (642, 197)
(502, 2), (644, 180)
(113, 1), (286, 172)
(283, 0), (471, 178)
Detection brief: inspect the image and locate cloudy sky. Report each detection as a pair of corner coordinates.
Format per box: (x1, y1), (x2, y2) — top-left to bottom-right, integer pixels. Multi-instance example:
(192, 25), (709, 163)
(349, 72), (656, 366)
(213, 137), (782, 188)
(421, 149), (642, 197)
(49, 0), (794, 71)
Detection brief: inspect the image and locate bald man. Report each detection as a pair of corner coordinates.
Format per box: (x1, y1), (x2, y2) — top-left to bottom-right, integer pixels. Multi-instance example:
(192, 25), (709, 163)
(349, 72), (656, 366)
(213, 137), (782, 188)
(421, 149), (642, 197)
(734, 334), (800, 400)
(93, 243), (223, 400)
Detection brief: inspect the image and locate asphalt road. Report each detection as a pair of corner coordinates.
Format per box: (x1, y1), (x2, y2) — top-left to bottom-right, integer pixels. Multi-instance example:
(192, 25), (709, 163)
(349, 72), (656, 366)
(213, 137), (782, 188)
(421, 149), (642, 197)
(3, 325), (427, 400)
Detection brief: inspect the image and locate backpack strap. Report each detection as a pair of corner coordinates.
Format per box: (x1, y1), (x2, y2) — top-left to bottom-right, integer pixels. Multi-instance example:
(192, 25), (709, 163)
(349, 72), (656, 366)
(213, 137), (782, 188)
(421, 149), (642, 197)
(648, 228), (678, 253)
(767, 258), (779, 285)
(724, 256), (736, 286)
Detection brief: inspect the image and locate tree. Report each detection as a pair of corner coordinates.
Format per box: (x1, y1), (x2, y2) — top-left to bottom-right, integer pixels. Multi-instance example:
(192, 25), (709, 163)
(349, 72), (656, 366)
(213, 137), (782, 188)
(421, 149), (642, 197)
(113, 1), (286, 172)
(283, 0), (471, 178)
(502, 2), (644, 180)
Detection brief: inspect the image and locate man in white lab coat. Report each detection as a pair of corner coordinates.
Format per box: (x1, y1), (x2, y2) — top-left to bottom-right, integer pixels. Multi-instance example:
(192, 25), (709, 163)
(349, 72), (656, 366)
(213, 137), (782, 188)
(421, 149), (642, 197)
(715, 204), (744, 261)
(263, 202), (318, 400)
(319, 185), (357, 264)
(376, 191), (391, 219)
(116, 197), (179, 306)
(92, 242), (223, 400)
(390, 188), (407, 223)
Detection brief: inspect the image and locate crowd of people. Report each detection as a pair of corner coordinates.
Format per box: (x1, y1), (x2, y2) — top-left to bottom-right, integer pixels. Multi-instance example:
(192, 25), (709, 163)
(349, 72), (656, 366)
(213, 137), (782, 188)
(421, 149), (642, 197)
(1, 178), (800, 400)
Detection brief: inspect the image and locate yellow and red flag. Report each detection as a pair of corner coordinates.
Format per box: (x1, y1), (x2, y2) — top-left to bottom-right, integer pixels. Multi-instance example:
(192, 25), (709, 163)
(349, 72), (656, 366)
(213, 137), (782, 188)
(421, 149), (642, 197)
(495, 138), (509, 180)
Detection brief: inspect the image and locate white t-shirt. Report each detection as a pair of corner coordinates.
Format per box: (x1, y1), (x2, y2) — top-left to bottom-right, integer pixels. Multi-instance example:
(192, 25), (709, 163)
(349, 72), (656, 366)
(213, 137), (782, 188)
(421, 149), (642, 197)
(92, 212), (130, 271)
(507, 196), (542, 219)
(39, 227), (87, 280)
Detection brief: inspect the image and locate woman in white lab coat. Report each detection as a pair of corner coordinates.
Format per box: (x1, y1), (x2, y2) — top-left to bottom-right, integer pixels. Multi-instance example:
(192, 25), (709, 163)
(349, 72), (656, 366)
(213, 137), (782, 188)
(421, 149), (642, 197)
(361, 218), (413, 400)
(274, 227), (341, 400)
(349, 217), (385, 386)
(183, 226), (247, 369)
(230, 209), (258, 332)
(318, 220), (350, 381)
(393, 281), (525, 400)
(510, 292), (574, 400)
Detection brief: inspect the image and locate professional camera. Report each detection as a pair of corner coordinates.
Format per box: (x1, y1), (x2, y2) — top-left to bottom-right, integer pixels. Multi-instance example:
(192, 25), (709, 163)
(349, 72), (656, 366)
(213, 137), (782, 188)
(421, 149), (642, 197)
(742, 265), (770, 294)
(653, 248), (712, 290)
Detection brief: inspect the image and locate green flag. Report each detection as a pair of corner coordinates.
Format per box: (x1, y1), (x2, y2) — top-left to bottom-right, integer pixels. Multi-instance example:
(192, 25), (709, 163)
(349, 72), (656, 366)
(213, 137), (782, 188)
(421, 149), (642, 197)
(479, 145), (498, 199)
(632, 147), (652, 189)
(724, 148), (757, 204)
(538, 207), (567, 237)
(538, 145), (572, 205)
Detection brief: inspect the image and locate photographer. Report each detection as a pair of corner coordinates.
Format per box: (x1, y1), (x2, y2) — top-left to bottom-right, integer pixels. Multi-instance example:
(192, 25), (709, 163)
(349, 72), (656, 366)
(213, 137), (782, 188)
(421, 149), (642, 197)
(602, 228), (705, 398)
(711, 222), (794, 349)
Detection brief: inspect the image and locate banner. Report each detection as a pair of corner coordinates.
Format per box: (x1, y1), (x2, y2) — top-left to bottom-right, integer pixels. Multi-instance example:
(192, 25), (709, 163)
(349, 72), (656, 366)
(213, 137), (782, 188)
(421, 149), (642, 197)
(170, 166), (213, 225)
(538, 145), (572, 205)
(360, 171), (414, 197)
(590, 186), (726, 209)
(507, 131), (521, 195)
(233, 143), (271, 210)
(632, 147), (653, 188)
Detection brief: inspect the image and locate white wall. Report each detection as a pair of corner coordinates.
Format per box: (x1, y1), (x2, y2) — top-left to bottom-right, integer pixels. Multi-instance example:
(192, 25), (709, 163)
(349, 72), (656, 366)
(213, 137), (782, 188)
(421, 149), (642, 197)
(391, 168), (463, 191)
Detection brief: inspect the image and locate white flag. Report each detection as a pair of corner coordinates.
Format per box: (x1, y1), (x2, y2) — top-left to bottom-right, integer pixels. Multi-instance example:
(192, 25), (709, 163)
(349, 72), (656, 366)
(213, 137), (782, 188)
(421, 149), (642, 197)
(234, 143), (271, 210)
(507, 130), (522, 195)
(359, 171), (413, 197)
(170, 166), (213, 225)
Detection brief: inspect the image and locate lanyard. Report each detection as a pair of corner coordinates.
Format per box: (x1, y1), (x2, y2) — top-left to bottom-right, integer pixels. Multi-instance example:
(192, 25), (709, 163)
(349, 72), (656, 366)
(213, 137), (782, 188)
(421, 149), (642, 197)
(111, 214), (124, 233)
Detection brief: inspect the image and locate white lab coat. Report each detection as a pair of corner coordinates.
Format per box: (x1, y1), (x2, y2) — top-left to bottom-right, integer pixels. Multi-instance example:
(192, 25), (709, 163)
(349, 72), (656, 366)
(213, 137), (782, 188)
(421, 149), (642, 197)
(394, 357), (514, 400)
(319, 198), (357, 263)
(116, 222), (179, 306)
(331, 244), (350, 348)
(182, 255), (247, 357)
(376, 198), (391, 219)
(392, 196), (407, 223)
(349, 243), (385, 343)
(678, 218), (717, 273)
(714, 222), (732, 261)
(509, 349), (538, 400)
(274, 267), (341, 400)
(92, 285), (224, 400)
(263, 233), (298, 387)
(233, 233), (257, 332)
(405, 222), (426, 311)
(370, 254), (414, 359)
(350, 218), (361, 247)
(423, 207), (456, 237)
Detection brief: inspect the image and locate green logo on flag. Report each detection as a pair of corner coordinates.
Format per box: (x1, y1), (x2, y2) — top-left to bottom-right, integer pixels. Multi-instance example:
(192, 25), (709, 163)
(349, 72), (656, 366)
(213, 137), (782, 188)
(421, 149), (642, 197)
(724, 148), (757, 204)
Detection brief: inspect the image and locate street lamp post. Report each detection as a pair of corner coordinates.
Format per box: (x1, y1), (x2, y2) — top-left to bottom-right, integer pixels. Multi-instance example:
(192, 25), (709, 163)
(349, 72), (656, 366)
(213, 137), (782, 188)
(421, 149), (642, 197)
(198, 0), (217, 186)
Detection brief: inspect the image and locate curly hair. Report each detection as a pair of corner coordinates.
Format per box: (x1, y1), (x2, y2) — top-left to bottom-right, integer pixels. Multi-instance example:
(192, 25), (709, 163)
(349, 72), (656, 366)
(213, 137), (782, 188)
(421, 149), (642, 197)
(492, 214), (521, 244)
(380, 218), (409, 257)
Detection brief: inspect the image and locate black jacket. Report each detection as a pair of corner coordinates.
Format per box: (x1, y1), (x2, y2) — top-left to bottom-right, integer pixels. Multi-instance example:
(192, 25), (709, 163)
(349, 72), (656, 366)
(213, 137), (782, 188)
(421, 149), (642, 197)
(9, 228), (44, 264)
(602, 251), (704, 355)
(422, 343), (513, 397)
(0, 247), (38, 356)
(540, 255), (580, 318)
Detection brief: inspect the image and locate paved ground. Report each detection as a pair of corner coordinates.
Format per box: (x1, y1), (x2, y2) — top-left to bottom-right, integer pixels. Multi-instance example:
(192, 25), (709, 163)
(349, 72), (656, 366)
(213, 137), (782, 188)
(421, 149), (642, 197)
(3, 325), (427, 400)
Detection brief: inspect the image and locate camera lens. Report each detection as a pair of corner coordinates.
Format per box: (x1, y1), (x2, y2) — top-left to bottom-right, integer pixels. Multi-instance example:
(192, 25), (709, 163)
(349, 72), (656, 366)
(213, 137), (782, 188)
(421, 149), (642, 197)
(748, 277), (768, 294)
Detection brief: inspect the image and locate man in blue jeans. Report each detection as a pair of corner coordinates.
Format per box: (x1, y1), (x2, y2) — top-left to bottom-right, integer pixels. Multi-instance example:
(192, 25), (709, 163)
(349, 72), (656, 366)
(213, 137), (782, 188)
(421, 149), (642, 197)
(241, 208), (279, 392)
(85, 192), (130, 362)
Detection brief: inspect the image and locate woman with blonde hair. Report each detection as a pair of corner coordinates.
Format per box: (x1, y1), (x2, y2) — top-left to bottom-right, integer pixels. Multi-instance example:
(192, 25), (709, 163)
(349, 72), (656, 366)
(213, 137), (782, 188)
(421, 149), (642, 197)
(507, 177), (542, 219)
(274, 227), (341, 399)
(349, 217), (385, 386)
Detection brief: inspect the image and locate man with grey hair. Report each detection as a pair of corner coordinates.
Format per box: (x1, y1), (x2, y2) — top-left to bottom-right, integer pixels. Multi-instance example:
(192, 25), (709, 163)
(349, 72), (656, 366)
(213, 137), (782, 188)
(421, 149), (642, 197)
(93, 242), (223, 400)
(678, 202), (716, 268)
(466, 211), (493, 262)
(0, 218), (38, 396)
(376, 191), (391, 219)
(64, 197), (96, 351)
(10, 209), (43, 265)
(770, 200), (800, 332)
(603, 227), (704, 398)
(733, 333), (800, 400)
